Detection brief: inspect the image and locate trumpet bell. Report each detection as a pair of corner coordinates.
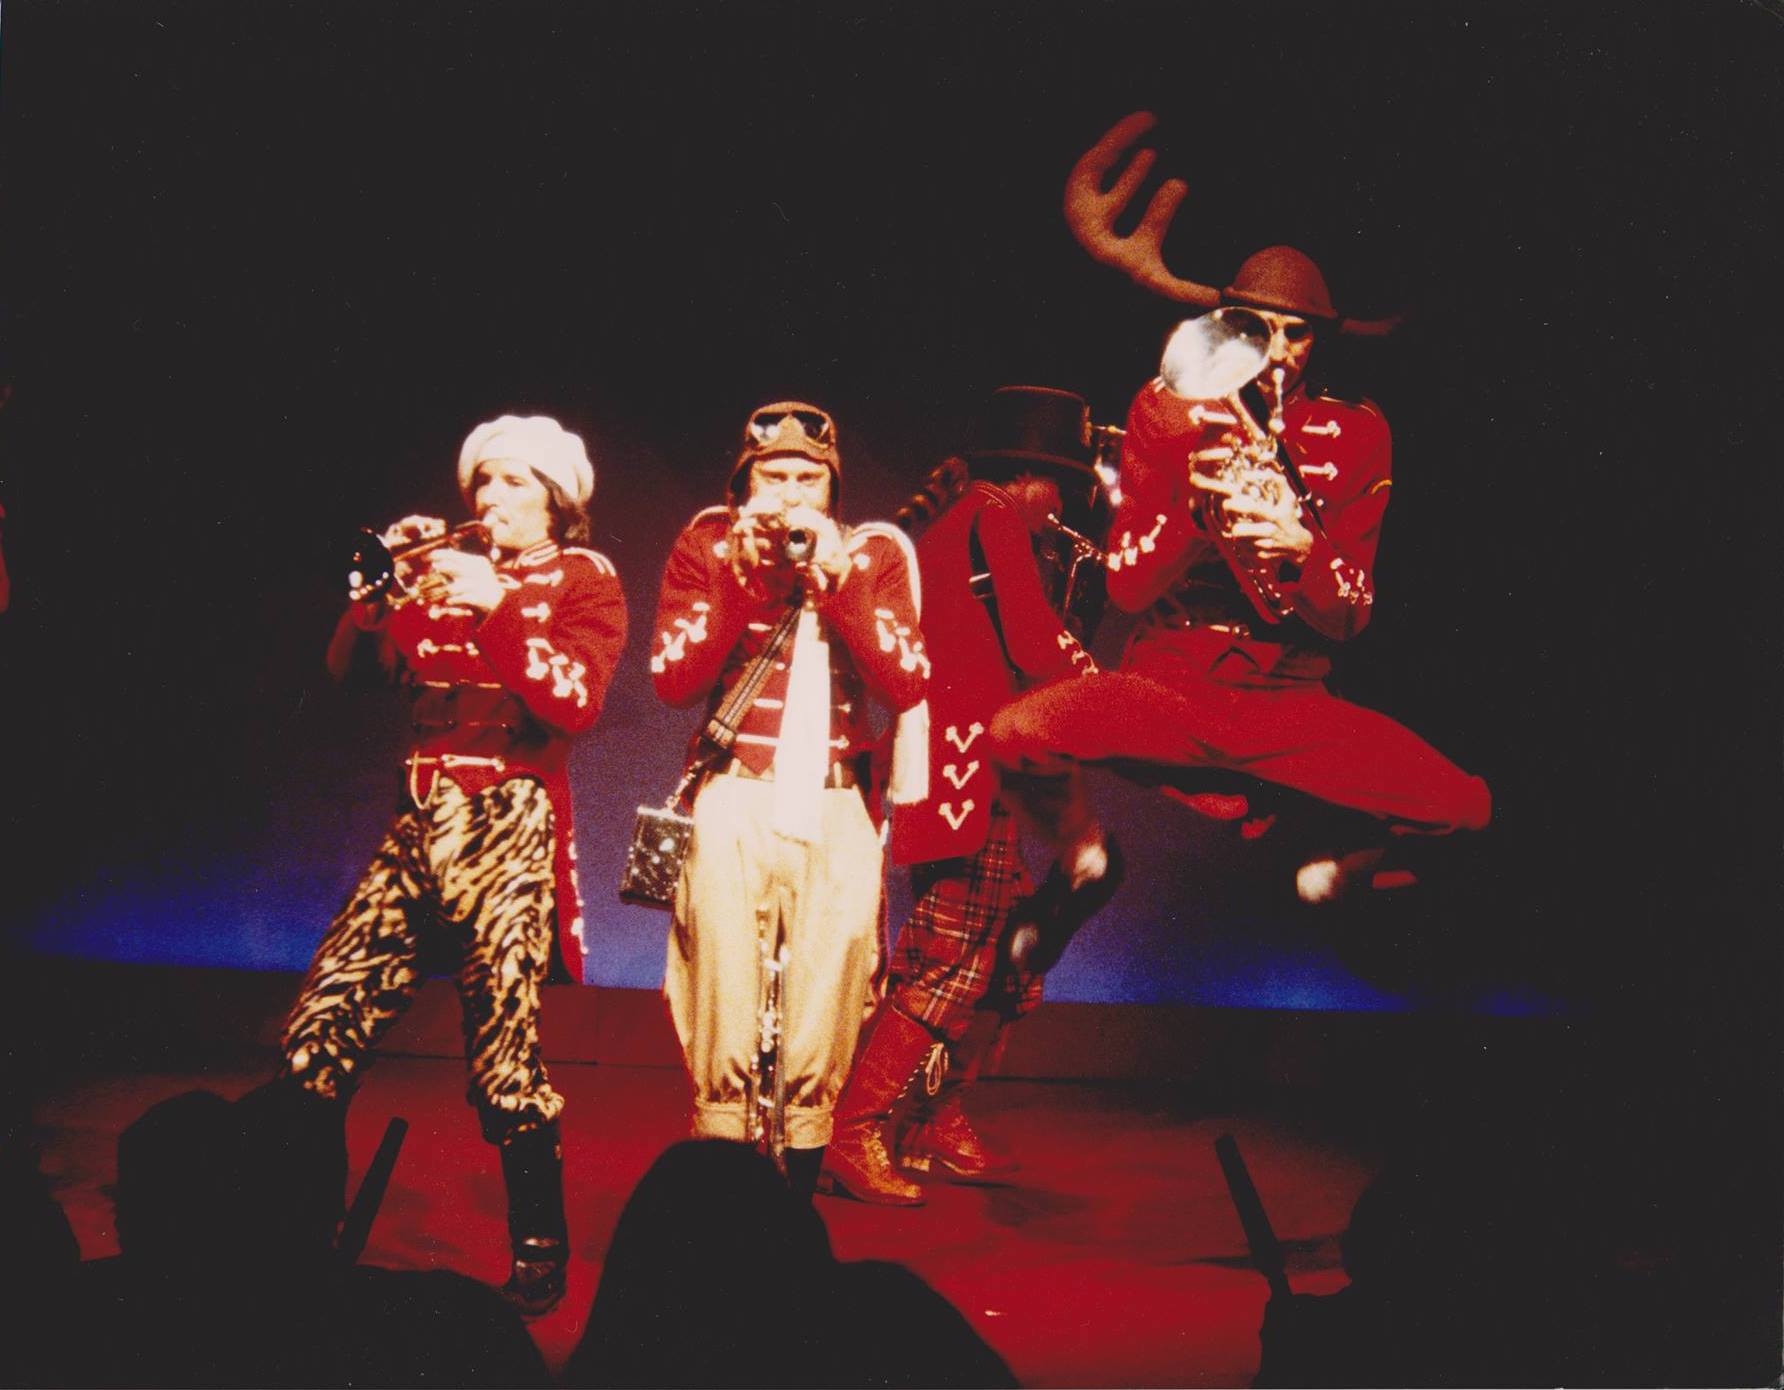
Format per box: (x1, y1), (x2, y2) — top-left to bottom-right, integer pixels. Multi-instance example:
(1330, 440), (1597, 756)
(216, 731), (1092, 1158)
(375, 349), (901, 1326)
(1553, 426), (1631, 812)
(344, 521), (494, 605)
(1160, 307), (1271, 401)
(347, 529), (399, 602)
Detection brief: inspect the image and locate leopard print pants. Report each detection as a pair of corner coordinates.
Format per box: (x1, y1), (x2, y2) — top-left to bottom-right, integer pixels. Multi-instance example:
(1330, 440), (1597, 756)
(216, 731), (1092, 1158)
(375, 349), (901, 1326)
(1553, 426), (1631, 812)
(282, 776), (564, 1142)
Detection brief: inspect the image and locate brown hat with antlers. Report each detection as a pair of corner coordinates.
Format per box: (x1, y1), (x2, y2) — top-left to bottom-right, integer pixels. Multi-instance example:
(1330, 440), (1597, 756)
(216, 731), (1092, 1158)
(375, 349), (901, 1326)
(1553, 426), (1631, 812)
(1222, 247), (1337, 322)
(1064, 112), (1400, 336)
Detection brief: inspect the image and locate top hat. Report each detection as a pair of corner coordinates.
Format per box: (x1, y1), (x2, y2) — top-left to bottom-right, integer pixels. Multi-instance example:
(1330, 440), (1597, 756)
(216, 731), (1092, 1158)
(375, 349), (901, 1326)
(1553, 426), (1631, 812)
(964, 386), (1094, 475)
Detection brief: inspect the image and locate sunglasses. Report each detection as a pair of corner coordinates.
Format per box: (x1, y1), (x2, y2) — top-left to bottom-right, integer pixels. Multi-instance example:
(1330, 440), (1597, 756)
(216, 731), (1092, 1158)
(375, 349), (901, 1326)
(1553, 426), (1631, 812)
(748, 408), (835, 446)
(1219, 306), (1314, 344)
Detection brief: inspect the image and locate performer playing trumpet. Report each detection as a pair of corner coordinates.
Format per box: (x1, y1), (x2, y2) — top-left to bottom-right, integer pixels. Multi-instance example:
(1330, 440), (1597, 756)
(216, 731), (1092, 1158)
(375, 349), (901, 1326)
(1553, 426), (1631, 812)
(987, 115), (1490, 966)
(279, 414), (626, 1315)
(651, 401), (928, 1199)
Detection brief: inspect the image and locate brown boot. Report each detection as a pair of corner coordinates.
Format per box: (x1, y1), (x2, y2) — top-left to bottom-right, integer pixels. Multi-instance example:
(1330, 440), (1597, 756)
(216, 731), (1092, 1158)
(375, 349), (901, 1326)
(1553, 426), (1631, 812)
(819, 1008), (943, 1206)
(899, 1016), (1019, 1183)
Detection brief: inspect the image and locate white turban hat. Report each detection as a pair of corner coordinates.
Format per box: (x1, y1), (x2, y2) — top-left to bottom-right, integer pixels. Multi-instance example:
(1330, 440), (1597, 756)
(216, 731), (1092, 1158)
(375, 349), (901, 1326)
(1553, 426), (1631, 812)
(457, 415), (595, 508)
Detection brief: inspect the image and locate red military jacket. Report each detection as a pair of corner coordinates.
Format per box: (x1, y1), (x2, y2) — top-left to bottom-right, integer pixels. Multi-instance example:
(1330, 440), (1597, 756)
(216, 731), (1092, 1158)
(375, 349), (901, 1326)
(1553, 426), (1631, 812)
(651, 506), (927, 780)
(1107, 378), (1389, 680)
(890, 482), (1094, 865)
(329, 539), (628, 980)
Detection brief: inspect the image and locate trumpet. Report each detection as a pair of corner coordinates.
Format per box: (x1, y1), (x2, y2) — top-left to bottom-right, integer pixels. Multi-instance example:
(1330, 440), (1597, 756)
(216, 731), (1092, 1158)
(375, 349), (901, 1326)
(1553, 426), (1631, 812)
(346, 521), (494, 606)
(748, 510), (817, 565)
(1158, 308), (1304, 624)
(781, 525), (817, 565)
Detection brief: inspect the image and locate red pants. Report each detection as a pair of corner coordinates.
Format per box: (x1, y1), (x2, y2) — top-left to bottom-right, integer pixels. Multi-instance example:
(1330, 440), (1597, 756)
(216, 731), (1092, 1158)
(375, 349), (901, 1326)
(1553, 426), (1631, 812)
(988, 634), (1490, 835)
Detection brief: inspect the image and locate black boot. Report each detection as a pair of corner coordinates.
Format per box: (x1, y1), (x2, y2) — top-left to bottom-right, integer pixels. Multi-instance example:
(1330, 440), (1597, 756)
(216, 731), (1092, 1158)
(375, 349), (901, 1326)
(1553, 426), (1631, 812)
(782, 1146), (826, 1203)
(498, 1122), (569, 1318)
(1005, 835), (1126, 975)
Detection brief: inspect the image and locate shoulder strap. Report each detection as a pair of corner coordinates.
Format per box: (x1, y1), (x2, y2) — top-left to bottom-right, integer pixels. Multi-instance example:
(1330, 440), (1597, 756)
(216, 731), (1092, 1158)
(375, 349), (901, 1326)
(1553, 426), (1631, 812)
(662, 594), (803, 812)
(965, 511), (1018, 676)
(1272, 428), (1333, 545)
(702, 597), (802, 752)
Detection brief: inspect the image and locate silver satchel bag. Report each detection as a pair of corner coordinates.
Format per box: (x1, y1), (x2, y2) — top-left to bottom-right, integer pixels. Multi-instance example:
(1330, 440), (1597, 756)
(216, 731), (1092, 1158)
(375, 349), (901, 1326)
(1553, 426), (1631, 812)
(618, 777), (699, 910)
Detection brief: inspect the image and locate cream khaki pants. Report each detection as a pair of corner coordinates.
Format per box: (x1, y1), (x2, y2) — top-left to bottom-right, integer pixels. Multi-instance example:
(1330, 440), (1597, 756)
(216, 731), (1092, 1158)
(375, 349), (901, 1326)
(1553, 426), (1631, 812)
(665, 774), (882, 1150)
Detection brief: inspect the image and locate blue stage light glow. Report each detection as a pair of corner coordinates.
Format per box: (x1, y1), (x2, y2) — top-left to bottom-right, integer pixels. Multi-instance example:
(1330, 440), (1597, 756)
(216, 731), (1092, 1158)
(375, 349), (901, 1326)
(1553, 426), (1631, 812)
(29, 871), (1550, 1017)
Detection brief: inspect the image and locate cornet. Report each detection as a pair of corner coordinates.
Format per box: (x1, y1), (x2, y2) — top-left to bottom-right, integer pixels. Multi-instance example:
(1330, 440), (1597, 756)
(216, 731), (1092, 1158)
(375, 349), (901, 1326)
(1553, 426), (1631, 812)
(1158, 308), (1307, 624)
(346, 521), (494, 606)
(747, 509), (817, 565)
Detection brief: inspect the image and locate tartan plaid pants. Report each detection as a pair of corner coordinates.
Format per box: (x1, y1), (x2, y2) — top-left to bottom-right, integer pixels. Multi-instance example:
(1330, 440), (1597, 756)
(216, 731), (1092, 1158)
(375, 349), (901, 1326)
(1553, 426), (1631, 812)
(891, 802), (1044, 1043)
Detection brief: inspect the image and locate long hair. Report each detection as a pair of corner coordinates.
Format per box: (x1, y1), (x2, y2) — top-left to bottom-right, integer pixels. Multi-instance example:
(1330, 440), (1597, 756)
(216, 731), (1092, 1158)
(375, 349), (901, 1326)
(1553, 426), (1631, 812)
(534, 470), (592, 545)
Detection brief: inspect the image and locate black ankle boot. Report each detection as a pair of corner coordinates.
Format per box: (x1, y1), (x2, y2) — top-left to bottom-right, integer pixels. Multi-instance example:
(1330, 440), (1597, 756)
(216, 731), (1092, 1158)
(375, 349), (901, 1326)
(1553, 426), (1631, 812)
(1006, 835), (1126, 975)
(783, 1146), (826, 1204)
(498, 1122), (569, 1317)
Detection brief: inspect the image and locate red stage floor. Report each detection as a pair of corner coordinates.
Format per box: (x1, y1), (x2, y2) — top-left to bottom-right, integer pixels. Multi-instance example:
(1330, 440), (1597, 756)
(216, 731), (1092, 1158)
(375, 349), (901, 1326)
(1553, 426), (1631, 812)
(36, 1056), (1364, 1387)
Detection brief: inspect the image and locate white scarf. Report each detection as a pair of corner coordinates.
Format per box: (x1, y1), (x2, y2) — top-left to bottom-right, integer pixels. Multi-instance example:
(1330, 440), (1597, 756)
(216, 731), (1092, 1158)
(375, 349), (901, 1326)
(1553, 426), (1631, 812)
(771, 605), (831, 843)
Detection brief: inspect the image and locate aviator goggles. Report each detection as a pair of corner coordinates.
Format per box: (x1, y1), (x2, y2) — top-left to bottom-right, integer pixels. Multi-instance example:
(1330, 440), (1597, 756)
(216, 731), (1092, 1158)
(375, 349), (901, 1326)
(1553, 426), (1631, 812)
(747, 406), (836, 447)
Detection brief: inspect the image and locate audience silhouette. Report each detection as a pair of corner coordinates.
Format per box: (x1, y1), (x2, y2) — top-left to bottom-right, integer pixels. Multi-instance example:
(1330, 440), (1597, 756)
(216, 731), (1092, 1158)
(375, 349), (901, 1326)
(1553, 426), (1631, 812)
(566, 1140), (1015, 1388)
(1250, 1107), (1734, 1388)
(6, 1100), (1014, 1388)
(23, 1084), (548, 1388)
(1, 1117), (82, 1385)
(9, 1064), (1773, 1386)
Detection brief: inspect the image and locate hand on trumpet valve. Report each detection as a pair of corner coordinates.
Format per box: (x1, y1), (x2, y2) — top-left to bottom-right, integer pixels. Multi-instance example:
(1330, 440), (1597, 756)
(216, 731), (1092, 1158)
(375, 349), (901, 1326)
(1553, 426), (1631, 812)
(382, 514), (448, 550)
(1190, 466), (1314, 565)
(729, 501), (849, 599)
(425, 547), (504, 615)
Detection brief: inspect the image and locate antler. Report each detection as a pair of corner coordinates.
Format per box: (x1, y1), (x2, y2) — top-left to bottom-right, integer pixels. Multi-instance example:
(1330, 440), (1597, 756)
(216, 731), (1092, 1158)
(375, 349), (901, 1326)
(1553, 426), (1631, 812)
(1064, 111), (1220, 309)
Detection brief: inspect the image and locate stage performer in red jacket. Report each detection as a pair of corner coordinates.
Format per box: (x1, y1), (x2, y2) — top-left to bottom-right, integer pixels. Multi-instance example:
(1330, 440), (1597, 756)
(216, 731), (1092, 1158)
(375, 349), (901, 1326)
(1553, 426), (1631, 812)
(651, 401), (928, 1201)
(988, 247), (1492, 968)
(819, 387), (1110, 1205)
(278, 414), (626, 1315)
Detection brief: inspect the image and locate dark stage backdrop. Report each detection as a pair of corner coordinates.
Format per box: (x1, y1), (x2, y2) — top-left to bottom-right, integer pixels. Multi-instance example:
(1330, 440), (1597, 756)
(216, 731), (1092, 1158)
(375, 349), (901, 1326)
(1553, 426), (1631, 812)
(1, 3), (1777, 1017)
